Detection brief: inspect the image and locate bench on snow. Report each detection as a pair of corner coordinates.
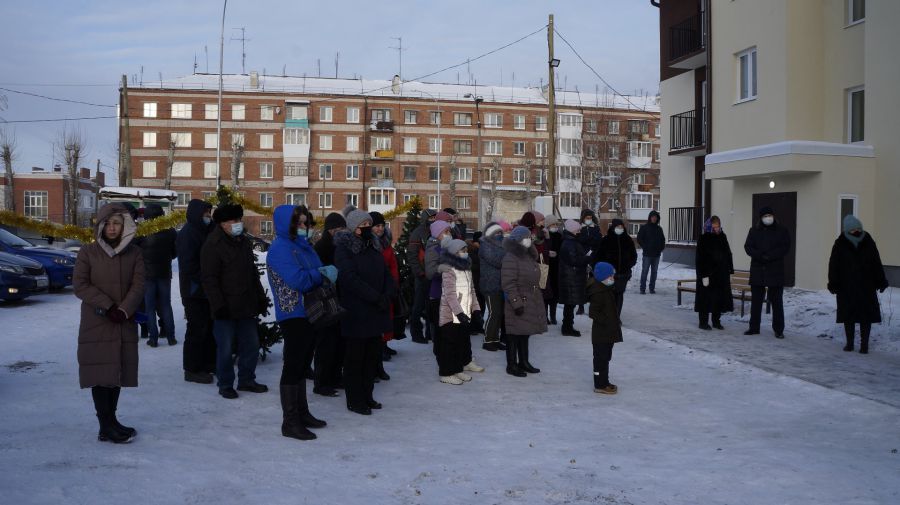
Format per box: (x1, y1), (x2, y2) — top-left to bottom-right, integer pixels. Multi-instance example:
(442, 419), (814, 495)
(676, 270), (770, 317)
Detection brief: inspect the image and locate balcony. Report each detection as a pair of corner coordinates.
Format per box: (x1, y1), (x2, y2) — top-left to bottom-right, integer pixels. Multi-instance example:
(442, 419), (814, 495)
(372, 149), (394, 160)
(626, 141), (653, 168)
(370, 120), (394, 132)
(625, 192), (654, 221)
(283, 164), (309, 189)
(669, 108), (706, 155)
(668, 206), (704, 244)
(669, 12), (707, 69)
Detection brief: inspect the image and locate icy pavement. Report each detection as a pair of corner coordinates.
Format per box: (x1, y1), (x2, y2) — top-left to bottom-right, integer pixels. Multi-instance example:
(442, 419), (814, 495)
(1, 276), (900, 504)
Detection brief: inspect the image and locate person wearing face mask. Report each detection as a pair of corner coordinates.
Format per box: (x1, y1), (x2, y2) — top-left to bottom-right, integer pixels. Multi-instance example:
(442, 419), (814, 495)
(312, 213), (348, 397)
(587, 262), (623, 395)
(334, 210), (396, 415)
(407, 208), (438, 344)
(138, 203), (177, 348)
(636, 210), (666, 295)
(743, 207), (791, 338)
(596, 218), (638, 316)
(176, 199), (217, 385)
(201, 203), (269, 399)
(266, 205), (332, 440)
(478, 220), (512, 352)
(577, 209), (603, 314)
(501, 226), (547, 377)
(443, 207), (467, 239)
(695, 216), (734, 330)
(544, 215), (563, 325)
(370, 211), (398, 380)
(437, 239), (483, 384)
(425, 219), (454, 354)
(558, 219), (588, 336)
(827, 215), (889, 354)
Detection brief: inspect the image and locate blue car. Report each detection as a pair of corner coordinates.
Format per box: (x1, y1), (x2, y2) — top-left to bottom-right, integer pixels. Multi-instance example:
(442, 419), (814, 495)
(0, 251), (49, 301)
(0, 228), (77, 290)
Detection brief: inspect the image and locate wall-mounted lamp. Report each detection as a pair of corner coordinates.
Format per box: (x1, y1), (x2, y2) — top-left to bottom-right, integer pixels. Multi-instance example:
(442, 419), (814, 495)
(768, 180), (776, 189)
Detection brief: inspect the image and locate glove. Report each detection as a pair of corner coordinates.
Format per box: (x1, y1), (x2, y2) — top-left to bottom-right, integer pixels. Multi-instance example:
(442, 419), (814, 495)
(215, 307), (230, 320)
(106, 304), (127, 324)
(514, 306), (525, 316)
(456, 313), (471, 326)
(437, 264), (453, 273)
(702, 277), (710, 287)
(318, 265), (338, 284)
(549, 250), (557, 258)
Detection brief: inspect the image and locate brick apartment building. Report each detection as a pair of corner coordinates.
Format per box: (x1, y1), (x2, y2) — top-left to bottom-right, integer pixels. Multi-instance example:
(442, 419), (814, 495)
(1, 166), (104, 227)
(121, 73), (659, 237)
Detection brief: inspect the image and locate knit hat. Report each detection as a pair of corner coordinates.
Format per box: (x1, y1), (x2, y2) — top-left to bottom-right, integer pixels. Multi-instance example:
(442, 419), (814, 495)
(430, 220), (451, 238)
(842, 214), (862, 233)
(421, 208), (437, 220)
(445, 239), (467, 255)
(496, 219), (512, 233)
(369, 211), (386, 227)
(544, 214), (559, 228)
(213, 204), (243, 223)
(341, 204), (357, 218)
(593, 262), (615, 281)
(564, 219), (582, 235)
(435, 210), (453, 223)
(323, 212), (347, 231)
(759, 206), (774, 217)
(509, 226), (531, 243)
(346, 209), (373, 230)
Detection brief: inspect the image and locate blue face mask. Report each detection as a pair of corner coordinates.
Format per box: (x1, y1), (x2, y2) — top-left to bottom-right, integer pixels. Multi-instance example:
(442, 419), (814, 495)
(602, 277), (615, 286)
(297, 228), (309, 238)
(230, 222), (244, 236)
(203, 216), (212, 225)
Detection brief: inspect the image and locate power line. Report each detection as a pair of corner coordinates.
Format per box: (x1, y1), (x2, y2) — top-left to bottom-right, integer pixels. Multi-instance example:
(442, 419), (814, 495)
(1, 116), (116, 123)
(0, 87), (116, 108)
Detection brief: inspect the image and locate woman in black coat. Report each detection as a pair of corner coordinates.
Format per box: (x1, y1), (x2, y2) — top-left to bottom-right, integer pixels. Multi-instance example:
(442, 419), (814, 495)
(558, 220), (589, 337)
(595, 218), (638, 316)
(544, 216), (563, 325)
(695, 216), (734, 330)
(827, 215), (889, 354)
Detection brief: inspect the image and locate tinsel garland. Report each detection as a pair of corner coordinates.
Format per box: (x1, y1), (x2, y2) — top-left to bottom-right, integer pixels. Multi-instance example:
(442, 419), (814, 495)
(0, 210), (95, 243)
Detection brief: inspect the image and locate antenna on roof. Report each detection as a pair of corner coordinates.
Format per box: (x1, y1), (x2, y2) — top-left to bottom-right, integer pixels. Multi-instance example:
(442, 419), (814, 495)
(193, 54), (198, 74)
(389, 36), (406, 80)
(205, 45), (209, 73)
(230, 27), (250, 74)
(335, 52), (339, 78)
(317, 59), (321, 77)
(139, 66), (144, 86)
(282, 65), (286, 77)
(158, 72), (163, 89)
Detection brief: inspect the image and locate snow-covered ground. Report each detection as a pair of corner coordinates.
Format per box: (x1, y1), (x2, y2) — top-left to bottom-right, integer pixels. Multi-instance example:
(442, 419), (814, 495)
(2, 259), (900, 505)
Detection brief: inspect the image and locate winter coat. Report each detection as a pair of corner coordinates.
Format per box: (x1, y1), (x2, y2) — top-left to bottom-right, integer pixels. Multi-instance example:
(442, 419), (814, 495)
(596, 220), (638, 293)
(265, 205), (325, 323)
(501, 239), (548, 336)
(407, 221), (430, 278)
(334, 231), (396, 338)
(469, 241), (482, 294)
(558, 230), (590, 305)
(138, 205), (177, 280)
(201, 225), (267, 320)
(694, 231), (735, 314)
(314, 230), (337, 266)
(74, 204), (145, 389)
(478, 233), (506, 296)
(743, 219), (791, 287)
(636, 211), (666, 258)
(176, 199), (213, 300)
(580, 209), (604, 265)
(828, 233), (889, 324)
(546, 230), (563, 302)
(587, 278), (623, 345)
(439, 252), (480, 326)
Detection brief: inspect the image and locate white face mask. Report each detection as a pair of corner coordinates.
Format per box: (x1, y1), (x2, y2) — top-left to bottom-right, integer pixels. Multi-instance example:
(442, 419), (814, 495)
(614, 227), (624, 236)
(440, 235), (452, 248)
(458, 252), (469, 259)
(762, 216), (774, 226)
(521, 238), (532, 248)
(602, 277), (615, 286)
(549, 226), (559, 233)
(230, 222), (244, 236)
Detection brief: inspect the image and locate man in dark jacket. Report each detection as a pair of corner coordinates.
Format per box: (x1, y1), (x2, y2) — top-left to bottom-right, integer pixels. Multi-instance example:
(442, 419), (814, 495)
(595, 219), (638, 316)
(201, 204), (269, 399)
(140, 204), (177, 347)
(406, 208), (437, 343)
(743, 206), (791, 338)
(577, 209), (603, 314)
(636, 210), (666, 294)
(176, 199), (216, 384)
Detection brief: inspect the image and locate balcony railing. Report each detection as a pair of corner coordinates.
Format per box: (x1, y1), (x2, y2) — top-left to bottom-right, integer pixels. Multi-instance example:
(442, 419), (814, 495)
(370, 120), (394, 132)
(668, 206), (704, 243)
(670, 108), (706, 151)
(372, 149), (394, 160)
(669, 12), (706, 62)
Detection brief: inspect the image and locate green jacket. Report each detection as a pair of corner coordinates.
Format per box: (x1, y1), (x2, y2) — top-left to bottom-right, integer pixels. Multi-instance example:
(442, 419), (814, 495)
(587, 278), (623, 344)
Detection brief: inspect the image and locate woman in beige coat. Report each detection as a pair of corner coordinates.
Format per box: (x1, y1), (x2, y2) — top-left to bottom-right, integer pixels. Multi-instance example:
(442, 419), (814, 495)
(74, 203), (145, 444)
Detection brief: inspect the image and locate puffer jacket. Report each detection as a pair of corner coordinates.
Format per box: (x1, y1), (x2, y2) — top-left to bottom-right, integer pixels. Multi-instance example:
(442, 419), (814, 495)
(201, 223), (267, 320)
(478, 230), (506, 296)
(439, 252), (480, 326)
(138, 204), (177, 280)
(407, 219), (431, 278)
(501, 238), (548, 336)
(636, 210), (666, 258)
(596, 219), (638, 292)
(558, 230), (589, 305)
(266, 205), (324, 322)
(587, 278), (623, 344)
(744, 217), (791, 287)
(176, 199), (213, 299)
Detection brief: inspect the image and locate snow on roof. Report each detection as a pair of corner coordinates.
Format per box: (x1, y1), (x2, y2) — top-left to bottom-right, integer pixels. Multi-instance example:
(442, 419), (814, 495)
(99, 187), (178, 201)
(134, 73), (659, 113)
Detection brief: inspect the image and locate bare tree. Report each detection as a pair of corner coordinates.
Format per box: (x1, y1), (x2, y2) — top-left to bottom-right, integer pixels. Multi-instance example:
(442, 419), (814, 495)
(448, 154), (458, 209)
(485, 157), (501, 220)
(165, 139), (176, 190)
(1, 128), (16, 212)
(55, 128), (88, 225)
(230, 139), (244, 189)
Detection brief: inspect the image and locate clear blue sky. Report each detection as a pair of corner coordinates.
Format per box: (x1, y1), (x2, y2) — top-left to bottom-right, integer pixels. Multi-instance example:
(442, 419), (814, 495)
(0, 0), (660, 182)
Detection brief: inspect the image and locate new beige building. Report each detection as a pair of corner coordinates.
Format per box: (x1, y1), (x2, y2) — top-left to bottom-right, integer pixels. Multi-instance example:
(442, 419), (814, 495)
(656, 0), (898, 289)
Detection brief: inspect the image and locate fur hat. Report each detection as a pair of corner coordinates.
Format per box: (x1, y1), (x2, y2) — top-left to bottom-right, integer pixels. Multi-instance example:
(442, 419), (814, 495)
(759, 206), (774, 217)
(442, 207), (458, 216)
(421, 208), (437, 220)
(323, 212), (347, 231)
(593, 262), (615, 281)
(213, 204), (243, 223)
(430, 220), (451, 238)
(346, 209), (373, 230)
(509, 226), (531, 243)
(445, 239), (468, 255)
(369, 211), (386, 227)
(564, 219), (582, 235)
(435, 210), (453, 223)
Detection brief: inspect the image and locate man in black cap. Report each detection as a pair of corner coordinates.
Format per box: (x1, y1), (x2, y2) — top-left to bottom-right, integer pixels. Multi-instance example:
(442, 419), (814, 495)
(743, 206), (791, 338)
(407, 208), (438, 343)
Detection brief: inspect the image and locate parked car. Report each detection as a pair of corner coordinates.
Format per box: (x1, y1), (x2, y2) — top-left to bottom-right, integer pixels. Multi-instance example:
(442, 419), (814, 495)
(0, 251), (49, 301)
(0, 228), (77, 290)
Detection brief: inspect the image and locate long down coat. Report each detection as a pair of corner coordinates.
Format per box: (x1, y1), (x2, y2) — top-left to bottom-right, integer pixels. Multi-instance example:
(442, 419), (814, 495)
(334, 231), (397, 339)
(501, 239), (548, 337)
(557, 230), (589, 306)
(828, 233), (889, 324)
(74, 204), (145, 389)
(694, 231), (735, 315)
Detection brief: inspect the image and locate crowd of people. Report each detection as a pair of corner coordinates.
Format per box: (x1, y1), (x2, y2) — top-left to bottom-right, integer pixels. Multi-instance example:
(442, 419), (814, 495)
(72, 200), (890, 444)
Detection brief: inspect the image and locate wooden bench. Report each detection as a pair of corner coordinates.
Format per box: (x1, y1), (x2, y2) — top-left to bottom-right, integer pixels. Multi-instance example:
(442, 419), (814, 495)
(676, 270), (769, 317)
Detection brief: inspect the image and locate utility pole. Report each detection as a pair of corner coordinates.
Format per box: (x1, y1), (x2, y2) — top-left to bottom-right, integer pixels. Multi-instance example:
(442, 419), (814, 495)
(119, 74), (131, 187)
(231, 27), (249, 74)
(216, 0), (227, 189)
(547, 14), (558, 215)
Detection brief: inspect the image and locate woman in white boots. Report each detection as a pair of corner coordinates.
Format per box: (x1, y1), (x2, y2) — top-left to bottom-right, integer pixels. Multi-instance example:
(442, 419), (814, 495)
(437, 239), (483, 384)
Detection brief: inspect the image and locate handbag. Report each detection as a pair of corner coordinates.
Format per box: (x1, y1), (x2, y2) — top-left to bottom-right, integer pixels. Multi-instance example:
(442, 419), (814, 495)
(537, 254), (549, 290)
(303, 278), (346, 329)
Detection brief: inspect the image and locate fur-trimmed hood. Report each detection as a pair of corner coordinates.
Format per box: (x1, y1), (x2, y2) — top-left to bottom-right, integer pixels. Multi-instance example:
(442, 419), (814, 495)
(503, 236), (538, 260)
(334, 229), (382, 254)
(440, 249), (472, 270)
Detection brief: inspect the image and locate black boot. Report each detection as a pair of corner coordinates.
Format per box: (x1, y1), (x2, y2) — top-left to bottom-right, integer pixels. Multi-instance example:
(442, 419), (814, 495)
(92, 387), (133, 444)
(108, 387), (136, 438)
(548, 303), (558, 325)
(280, 385), (316, 440)
(859, 323), (870, 354)
(561, 324), (581, 337)
(843, 323), (855, 352)
(518, 336), (540, 374)
(297, 383), (326, 429)
(505, 336), (526, 377)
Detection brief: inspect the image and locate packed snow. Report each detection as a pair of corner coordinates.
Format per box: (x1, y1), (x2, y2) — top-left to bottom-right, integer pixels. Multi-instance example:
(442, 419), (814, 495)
(1, 255), (899, 505)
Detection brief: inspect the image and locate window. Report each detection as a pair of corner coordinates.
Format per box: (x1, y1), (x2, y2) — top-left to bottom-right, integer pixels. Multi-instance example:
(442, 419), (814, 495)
(535, 116), (547, 131)
(628, 223), (640, 236)
(428, 194), (441, 209)
(287, 105), (307, 120)
(654, 122), (661, 137)
(259, 162), (273, 179)
(259, 134), (274, 149)
(628, 141), (652, 159)
(559, 192), (579, 207)
(143, 103), (157, 118)
(513, 168), (526, 184)
(454, 112), (473, 126)
(534, 169), (543, 184)
(654, 148), (660, 161)
(175, 192), (191, 207)
(347, 107), (360, 123)
(368, 188), (396, 206)
(585, 119), (597, 133)
(318, 192), (333, 209)
(535, 141), (547, 158)
(286, 193), (306, 206)
(234, 163), (245, 179)
(737, 47), (758, 101)
(284, 162), (308, 176)
(373, 137), (391, 150)
(485, 113), (502, 128)
(632, 173), (648, 185)
(201, 191), (215, 200)
(260, 105), (275, 121)
(557, 139), (582, 155)
(430, 111), (442, 126)
(403, 166), (418, 181)
(205, 104), (218, 119)
(172, 161), (191, 178)
(260, 192), (274, 208)
(370, 166), (392, 179)
(513, 115), (525, 130)
(609, 145), (620, 160)
(23, 191), (48, 220)
(318, 164), (332, 180)
(453, 167), (472, 182)
(428, 166), (440, 182)
(260, 221), (273, 235)
(483, 140), (502, 156)
(371, 109), (391, 121)
(230, 133), (244, 148)
(404, 110), (418, 124)
(204, 133), (218, 149)
(848, 86), (864, 143)
(849, 0), (865, 23)
(345, 193), (359, 207)
(204, 161), (218, 179)
(171, 103), (191, 119)
(428, 138), (442, 153)
(484, 167), (501, 183)
(558, 114), (581, 128)
(559, 166), (581, 180)
(456, 196), (471, 210)
(346, 164), (360, 180)
(629, 193), (653, 210)
(403, 137), (417, 154)
(453, 140), (472, 155)
(232, 104), (246, 120)
(319, 135), (333, 150)
(143, 132), (156, 148)
(346, 136), (360, 152)
(838, 194), (859, 234)
(319, 106), (333, 123)
(586, 144), (599, 159)
(284, 128), (309, 145)
(608, 120), (620, 135)
(629, 120), (649, 135)
(170, 132), (191, 148)
(513, 141), (525, 156)
(142, 161), (157, 177)
(403, 194), (419, 204)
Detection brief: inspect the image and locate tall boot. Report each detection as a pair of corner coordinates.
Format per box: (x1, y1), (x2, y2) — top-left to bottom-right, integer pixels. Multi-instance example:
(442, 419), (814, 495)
(92, 387), (132, 444)
(518, 335), (541, 374)
(505, 336), (526, 377)
(859, 323), (870, 354)
(280, 385), (316, 440)
(297, 382), (326, 429)
(548, 302), (558, 325)
(843, 322), (855, 352)
(108, 387), (136, 437)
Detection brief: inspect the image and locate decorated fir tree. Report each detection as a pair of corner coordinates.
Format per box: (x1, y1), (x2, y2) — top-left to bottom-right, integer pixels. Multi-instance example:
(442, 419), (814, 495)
(393, 196), (422, 307)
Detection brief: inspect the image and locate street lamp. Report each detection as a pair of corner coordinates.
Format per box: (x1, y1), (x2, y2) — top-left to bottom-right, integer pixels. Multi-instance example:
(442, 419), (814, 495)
(463, 93), (484, 226)
(550, 58), (561, 68)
